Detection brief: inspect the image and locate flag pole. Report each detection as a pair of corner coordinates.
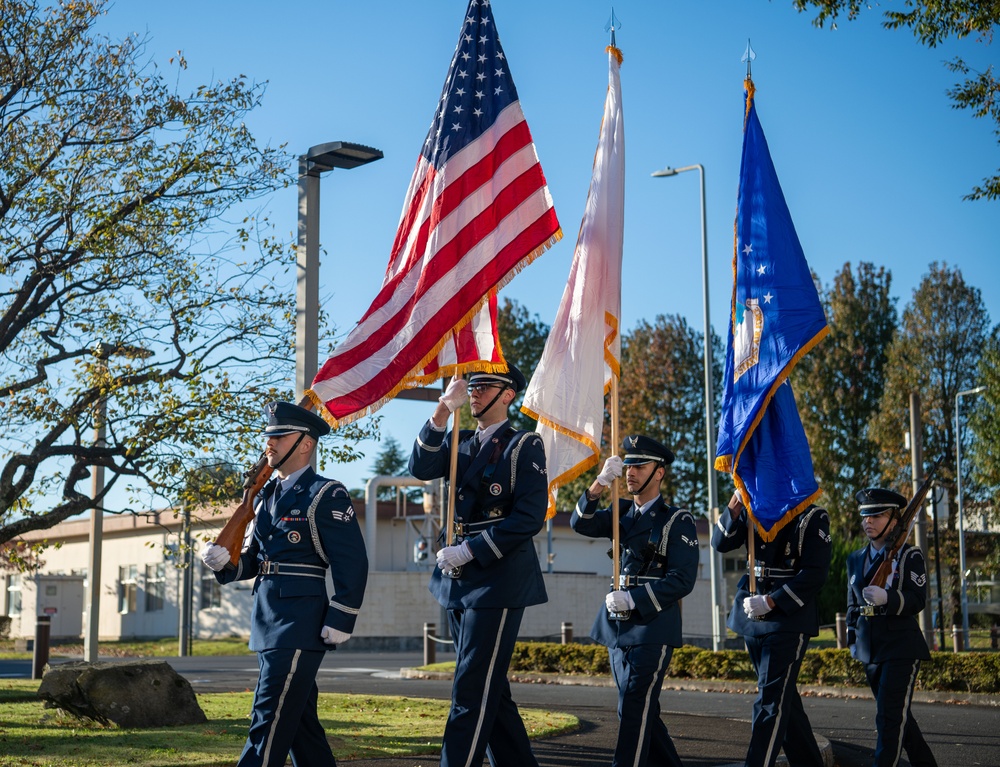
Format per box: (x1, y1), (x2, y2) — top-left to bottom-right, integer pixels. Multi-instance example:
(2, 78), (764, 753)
(610, 373), (621, 589)
(444, 364), (464, 549)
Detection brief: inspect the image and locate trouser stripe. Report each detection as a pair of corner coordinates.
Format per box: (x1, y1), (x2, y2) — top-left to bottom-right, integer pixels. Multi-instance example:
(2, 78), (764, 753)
(632, 644), (669, 767)
(463, 608), (508, 767)
(763, 633), (807, 767)
(261, 648), (301, 767)
(891, 659), (920, 767)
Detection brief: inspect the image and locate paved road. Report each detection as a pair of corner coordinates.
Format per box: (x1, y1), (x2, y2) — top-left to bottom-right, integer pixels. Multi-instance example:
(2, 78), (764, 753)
(8, 652), (998, 766)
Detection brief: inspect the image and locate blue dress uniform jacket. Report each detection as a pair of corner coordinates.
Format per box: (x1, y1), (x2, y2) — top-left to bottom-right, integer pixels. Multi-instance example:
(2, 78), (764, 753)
(408, 420), (548, 609)
(572, 492), (699, 767)
(846, 542), (937, 767)
(711, 505), (831, 767)
(409, 419), (547, 767)
(846, 543), (931, 664)
(711, 504), (831, 637)
(214, 466), (368, 767)
(215, 467), (369, 650)
(571, 494), (699, 648)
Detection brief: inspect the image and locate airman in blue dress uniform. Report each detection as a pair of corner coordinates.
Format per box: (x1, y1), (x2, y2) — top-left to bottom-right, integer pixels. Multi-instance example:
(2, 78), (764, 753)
(571, 435), (699, 767)
(201, 401), (368, 767)
(711, 491), (830, 767)
(847, 487), (937, 767)
(408, 365), (548, 767)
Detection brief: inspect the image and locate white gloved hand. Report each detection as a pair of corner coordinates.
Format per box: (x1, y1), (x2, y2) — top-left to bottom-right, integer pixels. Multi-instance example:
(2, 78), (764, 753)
(596, 456), (624, 487)
(862, 585), (888, 606)
(200, 542), (230, 572)
(743, 595), (772, 619)
(436, 541), (474, 570)
(438, 378), (469, 412)
(605, 590), (635, 613)
(321, 626), (351, 645)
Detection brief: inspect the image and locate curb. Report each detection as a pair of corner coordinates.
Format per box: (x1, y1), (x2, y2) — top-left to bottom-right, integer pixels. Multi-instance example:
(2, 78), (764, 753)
(398, 668), (1000, 707)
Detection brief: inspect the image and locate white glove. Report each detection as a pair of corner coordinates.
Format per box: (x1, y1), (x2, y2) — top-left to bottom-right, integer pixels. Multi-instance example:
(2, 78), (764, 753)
(438, 378), (469, 412)
(321, 626), (351, 645)
(743, 594), (772, 619)
(596, 456), (624, 487)
(605, 590), (635, 613)
(436, 541), (474, 570)
(200, 542), (230, 572)
(863, 585), (888, 606)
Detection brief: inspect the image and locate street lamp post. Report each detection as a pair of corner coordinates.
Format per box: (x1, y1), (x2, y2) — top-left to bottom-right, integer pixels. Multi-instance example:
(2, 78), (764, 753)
(956, 384), (987, 651)
(296, 141), (384, 402)
(651, 164), (723, 651)
(85, 342), (151, 663)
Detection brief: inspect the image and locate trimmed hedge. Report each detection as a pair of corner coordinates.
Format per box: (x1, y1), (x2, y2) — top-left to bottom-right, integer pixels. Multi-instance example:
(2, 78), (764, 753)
(509, 642), (1000, 694)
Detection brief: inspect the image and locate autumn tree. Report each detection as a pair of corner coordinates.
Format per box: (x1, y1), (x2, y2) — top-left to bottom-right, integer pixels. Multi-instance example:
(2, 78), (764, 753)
(868, 263), (991, 627)
(793, 262), (898, 539)
(792, 0), (999, 200)
(0, 0), (373, 547)
(967, 330), (1000, 572)
(616, 314), (724, 514)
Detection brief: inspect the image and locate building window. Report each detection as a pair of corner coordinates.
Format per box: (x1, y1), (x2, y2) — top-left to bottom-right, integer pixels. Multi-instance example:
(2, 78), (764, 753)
(145, 563), (165, 612)
(119, 565), (138, 614)
(6, 575), (21, 616)
(200, 565), (221, 610)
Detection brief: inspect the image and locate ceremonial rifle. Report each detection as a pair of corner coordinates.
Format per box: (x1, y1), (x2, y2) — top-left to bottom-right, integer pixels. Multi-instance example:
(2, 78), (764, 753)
(213, 395), (316, 566)
(868, 458), (943, 591)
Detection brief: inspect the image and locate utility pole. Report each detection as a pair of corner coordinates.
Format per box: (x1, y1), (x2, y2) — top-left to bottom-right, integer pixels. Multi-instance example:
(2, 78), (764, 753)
(909, 392), (934, 648)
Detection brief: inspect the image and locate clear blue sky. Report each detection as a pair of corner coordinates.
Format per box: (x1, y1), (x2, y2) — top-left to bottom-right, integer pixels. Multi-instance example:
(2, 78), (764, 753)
(97, 1), (998, 495)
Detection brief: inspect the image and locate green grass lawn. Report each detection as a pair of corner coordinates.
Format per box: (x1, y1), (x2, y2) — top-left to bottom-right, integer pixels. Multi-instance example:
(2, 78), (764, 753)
(0, 637), (253, 660)
(0, 680), (578, 767)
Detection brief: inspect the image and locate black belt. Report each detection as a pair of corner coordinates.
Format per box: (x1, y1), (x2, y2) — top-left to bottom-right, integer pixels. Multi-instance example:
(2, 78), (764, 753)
(258, 561), (326, 578)
(454, 518), (504, 537)
(614, 574), (661, 588)
(752, 565), (796, 579)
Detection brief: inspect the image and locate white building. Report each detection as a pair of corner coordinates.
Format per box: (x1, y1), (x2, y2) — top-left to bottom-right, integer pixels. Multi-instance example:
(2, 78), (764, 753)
(2, 494), (735, 649)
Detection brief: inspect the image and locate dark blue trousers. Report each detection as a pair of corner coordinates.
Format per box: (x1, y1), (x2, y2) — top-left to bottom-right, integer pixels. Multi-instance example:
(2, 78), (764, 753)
(744, 632), (823, 767)
(442, 607), (538, 767)
(238, 648), (335, 767)
(609, 643), (682, 767)
(864, 658), (937, 767)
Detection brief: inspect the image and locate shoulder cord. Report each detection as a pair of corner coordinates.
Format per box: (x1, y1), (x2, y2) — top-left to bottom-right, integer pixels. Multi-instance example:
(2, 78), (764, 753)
(306, 481), (340, 566)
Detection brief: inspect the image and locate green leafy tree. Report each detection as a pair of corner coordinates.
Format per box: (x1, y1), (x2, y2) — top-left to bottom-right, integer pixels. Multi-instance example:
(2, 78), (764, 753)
(793, 262), (898, 540)
(869, 263), (991, 490)
(868, 263), (991, 627)
(368, 435), (419, 501)
(495, 297), (551, 431)
(0, 0), (375, 545)
(967, 329), (1000, 573)
(792, 0), (999, 200)
(615, 314), (725, 514)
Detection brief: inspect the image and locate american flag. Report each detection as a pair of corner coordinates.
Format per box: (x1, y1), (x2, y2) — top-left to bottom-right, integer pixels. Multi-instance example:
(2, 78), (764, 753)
(308, 0), (561, 426)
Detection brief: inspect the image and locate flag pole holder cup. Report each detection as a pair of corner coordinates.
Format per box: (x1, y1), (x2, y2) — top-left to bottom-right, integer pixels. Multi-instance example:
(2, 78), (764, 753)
(442, 524), (465, 579)
(607, 576), (632, 622)
(859, 603), (878, 617)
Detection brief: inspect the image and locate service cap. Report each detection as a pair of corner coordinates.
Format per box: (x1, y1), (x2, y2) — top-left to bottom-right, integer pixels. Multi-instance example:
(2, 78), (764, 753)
(855, 487), (906, 517)
(621, 434), (675, 466)
(263, 401), (330, 439)
(467, 364), (526, 394)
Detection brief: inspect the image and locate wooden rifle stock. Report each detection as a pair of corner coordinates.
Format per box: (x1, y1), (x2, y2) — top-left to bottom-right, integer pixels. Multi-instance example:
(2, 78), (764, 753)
(870, 458), (942, 588)
(215, 454), (273, 566)
(213, 395), (318, 566)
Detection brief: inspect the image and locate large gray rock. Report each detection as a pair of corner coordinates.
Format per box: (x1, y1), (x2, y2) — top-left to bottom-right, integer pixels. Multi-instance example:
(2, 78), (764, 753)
(37, 659), (207, 728)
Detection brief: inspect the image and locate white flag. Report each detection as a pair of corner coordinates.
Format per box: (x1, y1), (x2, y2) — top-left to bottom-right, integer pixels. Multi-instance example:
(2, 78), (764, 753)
(521, 46), (625, 518)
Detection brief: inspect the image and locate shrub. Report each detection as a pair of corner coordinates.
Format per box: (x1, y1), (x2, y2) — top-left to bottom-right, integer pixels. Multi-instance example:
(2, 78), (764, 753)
(509, 642), (999, 693)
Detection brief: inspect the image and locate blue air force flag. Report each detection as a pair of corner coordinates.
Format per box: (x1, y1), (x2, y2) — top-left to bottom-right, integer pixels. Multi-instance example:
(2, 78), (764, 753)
(714, 79), (829, 541)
